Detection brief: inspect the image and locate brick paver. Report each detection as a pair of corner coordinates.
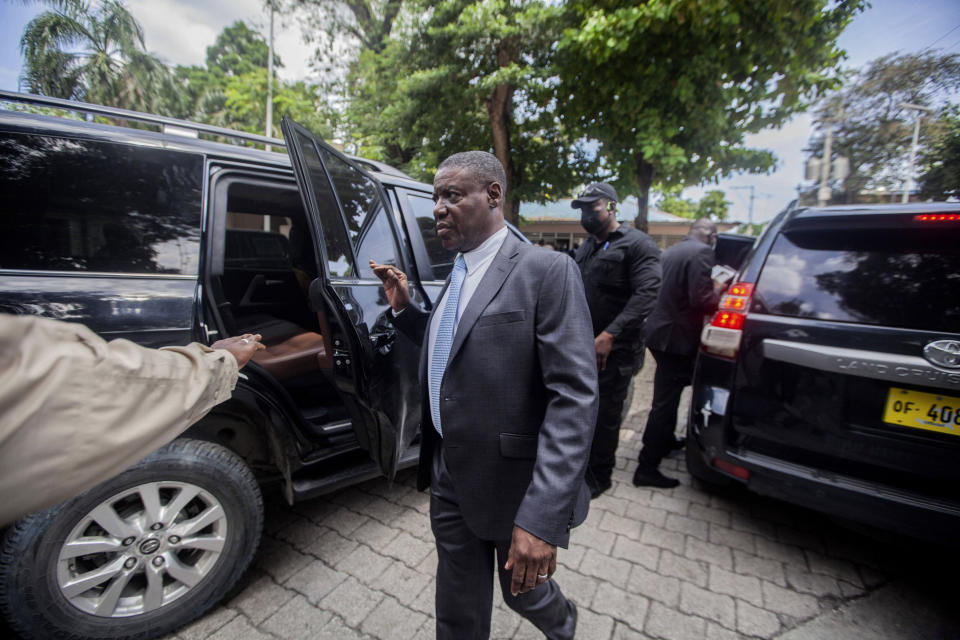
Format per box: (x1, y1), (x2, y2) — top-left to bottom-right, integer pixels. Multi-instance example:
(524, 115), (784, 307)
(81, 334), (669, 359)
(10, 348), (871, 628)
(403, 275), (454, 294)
(158, 356), (958, 640)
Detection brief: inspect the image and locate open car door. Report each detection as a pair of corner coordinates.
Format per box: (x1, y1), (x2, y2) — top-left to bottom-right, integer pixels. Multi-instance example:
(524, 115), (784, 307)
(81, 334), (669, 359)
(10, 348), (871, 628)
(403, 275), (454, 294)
(715, 233), (756, 273)
(281, 116), (422, 480)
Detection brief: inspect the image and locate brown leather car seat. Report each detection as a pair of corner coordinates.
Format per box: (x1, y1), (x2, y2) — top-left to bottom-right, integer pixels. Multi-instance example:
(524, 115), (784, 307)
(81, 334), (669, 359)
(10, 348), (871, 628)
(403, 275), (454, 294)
(251, 330), (327, 381)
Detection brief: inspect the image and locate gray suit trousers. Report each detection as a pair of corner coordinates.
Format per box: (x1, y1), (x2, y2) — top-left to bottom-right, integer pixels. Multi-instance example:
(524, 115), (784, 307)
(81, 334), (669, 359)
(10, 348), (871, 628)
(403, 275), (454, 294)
(430, 441), (577, 640)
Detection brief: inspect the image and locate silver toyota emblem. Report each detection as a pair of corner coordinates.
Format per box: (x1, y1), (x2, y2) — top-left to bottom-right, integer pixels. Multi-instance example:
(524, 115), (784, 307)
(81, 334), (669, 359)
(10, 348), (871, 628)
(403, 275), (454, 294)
(923, 340), (960, 369)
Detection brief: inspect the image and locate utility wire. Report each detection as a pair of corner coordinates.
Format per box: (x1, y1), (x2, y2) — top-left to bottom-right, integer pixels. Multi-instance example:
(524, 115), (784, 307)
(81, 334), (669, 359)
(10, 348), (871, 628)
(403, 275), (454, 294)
(926, 24), (960, 50)
(945, 35), (960, 52)
(926, 24), (960, 49)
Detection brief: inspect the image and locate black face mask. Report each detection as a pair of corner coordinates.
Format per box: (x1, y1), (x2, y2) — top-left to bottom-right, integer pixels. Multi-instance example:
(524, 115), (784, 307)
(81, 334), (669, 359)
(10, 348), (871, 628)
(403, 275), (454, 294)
(580, 210), (604, 235)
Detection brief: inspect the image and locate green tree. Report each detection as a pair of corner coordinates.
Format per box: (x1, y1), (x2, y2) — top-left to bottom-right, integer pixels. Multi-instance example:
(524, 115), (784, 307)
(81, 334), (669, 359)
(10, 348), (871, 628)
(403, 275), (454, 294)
(697, 189), (730, 221)
(805, 52), (960, 203)
(344, 0), (588, 224)
(277, 0), (405, 104)
(174, 20), (281, 123)
(282, 0), (404, 56)
(222, 68), (334, 139)
(919, 108), (960, 201)
(658, 194), (698, 219)
(19, 0), (181, 114)
(658, 189), (729, 220)
(557, 0), (863, 231)
(170, 20), (336, 139)
(205, 20), (282, 78)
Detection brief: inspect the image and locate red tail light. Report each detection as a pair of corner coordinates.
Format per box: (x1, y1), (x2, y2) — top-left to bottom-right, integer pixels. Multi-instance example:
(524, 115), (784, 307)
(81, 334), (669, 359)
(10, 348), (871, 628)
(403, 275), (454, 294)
(701, 282), (754, 358)
(915, 214), (960, 222)
(713, 458), (750, 481)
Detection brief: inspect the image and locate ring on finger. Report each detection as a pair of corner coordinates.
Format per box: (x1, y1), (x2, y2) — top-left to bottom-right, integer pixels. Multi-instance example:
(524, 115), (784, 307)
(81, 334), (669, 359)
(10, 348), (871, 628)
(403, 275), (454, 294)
(537, 573), (548, 580)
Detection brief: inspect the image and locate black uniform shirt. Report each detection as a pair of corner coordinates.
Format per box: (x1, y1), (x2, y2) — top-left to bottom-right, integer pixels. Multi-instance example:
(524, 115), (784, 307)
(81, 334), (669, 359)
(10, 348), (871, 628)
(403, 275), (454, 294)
(575, 224), (662, 350)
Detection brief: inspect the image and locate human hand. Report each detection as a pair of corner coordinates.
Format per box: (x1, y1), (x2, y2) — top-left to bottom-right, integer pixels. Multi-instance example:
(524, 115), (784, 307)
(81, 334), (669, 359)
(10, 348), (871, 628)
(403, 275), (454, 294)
(503, 526), (557, 596)
(369, 260), (411, 312)
(595, 331), (615, 371)
(212, 333), (265, 369)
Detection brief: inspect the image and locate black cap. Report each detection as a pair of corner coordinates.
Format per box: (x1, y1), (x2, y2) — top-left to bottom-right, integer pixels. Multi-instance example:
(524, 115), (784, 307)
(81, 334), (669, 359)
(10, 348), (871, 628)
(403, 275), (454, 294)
(571, 182), (618, 208)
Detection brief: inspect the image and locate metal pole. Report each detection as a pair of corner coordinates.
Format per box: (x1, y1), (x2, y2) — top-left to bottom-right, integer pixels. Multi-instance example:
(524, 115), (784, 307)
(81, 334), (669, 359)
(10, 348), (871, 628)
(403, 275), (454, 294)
(265, 4), (275, 153)
(818, 123), (833, 207)
(903, 113), (922, 203)
(900, 103), (934, 203)
(731, 185), (756, 225)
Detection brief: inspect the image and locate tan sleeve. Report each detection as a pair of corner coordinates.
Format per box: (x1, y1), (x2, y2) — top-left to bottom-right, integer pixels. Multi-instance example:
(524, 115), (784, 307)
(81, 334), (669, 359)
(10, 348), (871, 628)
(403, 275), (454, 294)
(0, 315), (239, 526)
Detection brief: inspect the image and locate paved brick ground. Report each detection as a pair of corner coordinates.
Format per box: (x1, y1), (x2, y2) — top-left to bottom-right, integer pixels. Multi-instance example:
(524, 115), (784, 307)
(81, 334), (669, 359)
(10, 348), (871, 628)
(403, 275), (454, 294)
(163, 357), (960, 640)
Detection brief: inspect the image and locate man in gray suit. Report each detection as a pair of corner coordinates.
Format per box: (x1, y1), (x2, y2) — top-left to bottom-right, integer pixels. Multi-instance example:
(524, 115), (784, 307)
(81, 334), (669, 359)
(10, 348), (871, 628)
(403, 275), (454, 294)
(370, 151), (597, 639)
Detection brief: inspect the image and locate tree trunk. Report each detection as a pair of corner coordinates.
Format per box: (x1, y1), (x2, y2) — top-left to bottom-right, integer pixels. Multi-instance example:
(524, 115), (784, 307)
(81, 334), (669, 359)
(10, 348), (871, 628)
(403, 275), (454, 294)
(503, 198), (519, 224)
(634, 158), (656, 233)
(487, 41), (518, 225)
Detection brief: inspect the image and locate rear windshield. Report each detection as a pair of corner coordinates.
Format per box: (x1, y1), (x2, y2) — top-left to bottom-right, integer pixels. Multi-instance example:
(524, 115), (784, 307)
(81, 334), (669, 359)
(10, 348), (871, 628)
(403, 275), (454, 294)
(753, 227), (960, 332)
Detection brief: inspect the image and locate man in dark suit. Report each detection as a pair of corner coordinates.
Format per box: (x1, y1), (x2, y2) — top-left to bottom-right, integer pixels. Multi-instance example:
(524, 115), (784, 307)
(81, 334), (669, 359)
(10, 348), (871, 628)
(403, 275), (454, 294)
(633, 218), (722, 488)
(370, 151), (597, 639)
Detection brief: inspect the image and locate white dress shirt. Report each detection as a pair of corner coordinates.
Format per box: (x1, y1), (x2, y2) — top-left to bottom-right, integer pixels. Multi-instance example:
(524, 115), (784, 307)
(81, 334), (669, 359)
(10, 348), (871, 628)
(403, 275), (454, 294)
(427, 226), (509, 418)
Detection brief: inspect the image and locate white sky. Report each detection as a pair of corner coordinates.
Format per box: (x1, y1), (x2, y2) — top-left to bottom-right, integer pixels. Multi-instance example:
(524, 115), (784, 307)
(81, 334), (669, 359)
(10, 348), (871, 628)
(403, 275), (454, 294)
(2, 0), (960, 223)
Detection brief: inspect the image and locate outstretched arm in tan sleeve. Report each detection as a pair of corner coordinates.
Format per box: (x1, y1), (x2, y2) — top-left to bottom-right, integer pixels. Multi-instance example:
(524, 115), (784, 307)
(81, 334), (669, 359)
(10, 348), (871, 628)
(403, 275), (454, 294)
(0, 315), (263, 525)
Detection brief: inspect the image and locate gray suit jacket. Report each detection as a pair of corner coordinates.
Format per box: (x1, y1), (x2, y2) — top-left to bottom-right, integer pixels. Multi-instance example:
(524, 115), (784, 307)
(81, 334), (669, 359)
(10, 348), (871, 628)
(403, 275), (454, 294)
(392, 233), (598, 547)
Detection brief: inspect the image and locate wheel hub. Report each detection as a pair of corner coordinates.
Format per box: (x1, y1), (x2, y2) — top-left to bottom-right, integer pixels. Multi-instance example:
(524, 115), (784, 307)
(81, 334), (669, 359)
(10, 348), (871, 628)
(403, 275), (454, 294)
(137, 538), (161, 555)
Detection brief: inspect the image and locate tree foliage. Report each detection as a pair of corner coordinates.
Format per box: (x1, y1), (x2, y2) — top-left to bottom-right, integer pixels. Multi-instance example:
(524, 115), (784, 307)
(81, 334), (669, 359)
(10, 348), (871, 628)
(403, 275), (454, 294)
(19, 0), (182, 114)
(919, 107), (960, 201)
(276, 0), (404, 95)
(343, 0), (590, 223)
(805, 52), (960, 202)
(17, 3), (334, 141)
(658, 189), (729, 220)
(206, 20), (282, 78)
(696, 189), (730, 221)
(557, 0), (863, 230)
(173, 21), (334, 139)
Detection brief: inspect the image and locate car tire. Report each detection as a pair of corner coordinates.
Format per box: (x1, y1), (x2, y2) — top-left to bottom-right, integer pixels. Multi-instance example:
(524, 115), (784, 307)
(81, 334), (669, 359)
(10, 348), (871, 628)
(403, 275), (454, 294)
(0, 438), (263, 640)
(685, 435), (734, 488)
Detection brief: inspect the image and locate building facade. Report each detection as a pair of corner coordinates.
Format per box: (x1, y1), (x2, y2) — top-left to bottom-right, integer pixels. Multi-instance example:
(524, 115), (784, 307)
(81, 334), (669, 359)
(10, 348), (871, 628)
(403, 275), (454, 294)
(519, 197), (739, 251)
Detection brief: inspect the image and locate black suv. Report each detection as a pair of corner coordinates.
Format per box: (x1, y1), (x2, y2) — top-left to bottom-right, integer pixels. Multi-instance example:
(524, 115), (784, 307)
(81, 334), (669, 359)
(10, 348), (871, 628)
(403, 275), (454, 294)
(688, 203), (960, 542)
(0, 91), (525, 639)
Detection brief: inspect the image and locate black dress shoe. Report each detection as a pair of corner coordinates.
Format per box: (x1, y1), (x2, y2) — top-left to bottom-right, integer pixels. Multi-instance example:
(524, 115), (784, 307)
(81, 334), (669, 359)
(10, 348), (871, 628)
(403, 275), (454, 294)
(632, 466), (680, 488)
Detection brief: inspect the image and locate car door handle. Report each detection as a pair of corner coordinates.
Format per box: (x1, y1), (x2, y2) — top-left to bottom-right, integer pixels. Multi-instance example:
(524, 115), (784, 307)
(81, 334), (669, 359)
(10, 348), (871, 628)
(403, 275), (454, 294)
(370, 330), (396, 351)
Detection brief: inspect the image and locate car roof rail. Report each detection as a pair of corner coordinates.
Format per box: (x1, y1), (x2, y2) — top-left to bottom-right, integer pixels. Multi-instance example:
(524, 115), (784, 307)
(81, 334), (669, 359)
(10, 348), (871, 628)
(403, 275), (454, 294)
(0, 89), (285, 149)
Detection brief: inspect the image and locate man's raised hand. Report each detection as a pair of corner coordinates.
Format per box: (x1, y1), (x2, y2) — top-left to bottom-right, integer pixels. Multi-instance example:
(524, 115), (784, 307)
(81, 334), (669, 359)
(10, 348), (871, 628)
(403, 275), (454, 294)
(369, 260), (411, 312)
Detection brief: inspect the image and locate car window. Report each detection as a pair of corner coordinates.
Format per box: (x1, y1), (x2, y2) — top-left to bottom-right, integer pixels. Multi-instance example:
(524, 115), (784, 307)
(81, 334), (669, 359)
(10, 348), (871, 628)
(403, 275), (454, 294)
(754, 228), (960, 332)
(291, 130), (354, 277)
(0, 132), (201, 274)
(406, 193), (454, 280)
(322, 153), (399, 279)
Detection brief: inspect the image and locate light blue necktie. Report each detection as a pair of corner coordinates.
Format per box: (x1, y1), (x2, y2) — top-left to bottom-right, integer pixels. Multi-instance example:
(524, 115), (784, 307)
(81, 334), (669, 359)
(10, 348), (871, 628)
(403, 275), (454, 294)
(430, 255), (467, 436)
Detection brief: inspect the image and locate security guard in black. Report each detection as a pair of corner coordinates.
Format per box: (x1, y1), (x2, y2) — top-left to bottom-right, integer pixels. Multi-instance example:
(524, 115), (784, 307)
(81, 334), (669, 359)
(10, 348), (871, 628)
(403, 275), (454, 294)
(573, 183), (661, 499)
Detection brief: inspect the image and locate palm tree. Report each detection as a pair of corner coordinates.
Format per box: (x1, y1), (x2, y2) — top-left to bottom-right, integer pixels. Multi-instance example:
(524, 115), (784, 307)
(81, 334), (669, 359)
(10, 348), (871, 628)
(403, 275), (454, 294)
(19, 0), (182, 114)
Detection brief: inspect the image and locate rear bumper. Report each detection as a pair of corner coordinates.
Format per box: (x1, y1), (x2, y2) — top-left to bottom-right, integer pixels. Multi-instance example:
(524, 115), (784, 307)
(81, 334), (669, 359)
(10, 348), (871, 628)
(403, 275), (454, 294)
(690, 434), (960, 543)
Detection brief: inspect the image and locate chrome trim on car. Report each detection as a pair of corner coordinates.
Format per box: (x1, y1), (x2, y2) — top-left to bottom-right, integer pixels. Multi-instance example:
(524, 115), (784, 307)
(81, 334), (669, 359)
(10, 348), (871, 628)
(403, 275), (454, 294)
(0, 269), (197, 280)
(762, 339), (960, 390)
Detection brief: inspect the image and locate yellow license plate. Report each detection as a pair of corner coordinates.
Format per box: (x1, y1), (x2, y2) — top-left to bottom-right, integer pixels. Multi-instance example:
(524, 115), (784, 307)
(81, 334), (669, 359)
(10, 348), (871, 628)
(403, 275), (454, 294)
(883, 387), (960, 436)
